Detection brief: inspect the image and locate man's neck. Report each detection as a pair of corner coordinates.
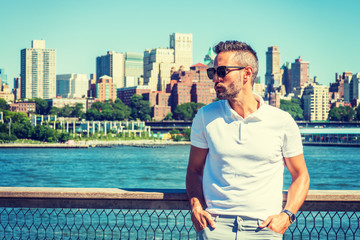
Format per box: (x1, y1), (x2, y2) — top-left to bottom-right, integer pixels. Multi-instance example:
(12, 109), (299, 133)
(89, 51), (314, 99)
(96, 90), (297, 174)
(228, 91), (259, 119)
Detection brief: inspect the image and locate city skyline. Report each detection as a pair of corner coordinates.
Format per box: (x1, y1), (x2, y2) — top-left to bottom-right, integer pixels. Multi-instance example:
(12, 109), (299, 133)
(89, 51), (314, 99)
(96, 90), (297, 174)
(1, 0), (359, 90)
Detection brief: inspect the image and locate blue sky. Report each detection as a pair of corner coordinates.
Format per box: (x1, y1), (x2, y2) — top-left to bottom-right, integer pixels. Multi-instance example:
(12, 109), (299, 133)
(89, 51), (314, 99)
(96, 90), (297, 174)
(1, 0), (359, 90)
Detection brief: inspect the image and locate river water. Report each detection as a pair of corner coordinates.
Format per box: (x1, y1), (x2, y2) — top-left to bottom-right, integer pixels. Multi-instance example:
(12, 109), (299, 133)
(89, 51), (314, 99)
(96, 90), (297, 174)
(0, 145), (359, 190)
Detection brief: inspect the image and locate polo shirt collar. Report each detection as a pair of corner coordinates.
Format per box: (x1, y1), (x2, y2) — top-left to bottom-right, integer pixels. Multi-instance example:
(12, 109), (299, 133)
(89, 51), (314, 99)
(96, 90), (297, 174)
(224, 93), (266, 121)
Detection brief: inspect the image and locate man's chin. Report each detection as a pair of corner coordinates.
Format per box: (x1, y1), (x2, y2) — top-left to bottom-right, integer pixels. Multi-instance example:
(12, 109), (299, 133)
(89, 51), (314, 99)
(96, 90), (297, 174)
(216, 93), (227, 100)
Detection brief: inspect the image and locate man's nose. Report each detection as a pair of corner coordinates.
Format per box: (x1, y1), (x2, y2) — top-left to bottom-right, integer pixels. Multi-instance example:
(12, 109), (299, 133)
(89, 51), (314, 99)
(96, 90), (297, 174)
(212, 74), (223, 83)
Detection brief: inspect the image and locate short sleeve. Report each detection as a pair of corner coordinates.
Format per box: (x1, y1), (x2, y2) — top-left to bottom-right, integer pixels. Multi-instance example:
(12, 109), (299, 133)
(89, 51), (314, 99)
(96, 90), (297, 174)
(190, 108), (209, 149)
(282, 113), (303, 158)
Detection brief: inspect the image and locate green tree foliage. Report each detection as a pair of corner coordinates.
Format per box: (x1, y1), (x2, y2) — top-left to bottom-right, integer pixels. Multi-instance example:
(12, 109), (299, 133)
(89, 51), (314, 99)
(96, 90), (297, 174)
(163, 112), (173, 120)
(130, 95), (151, 121)
(0, 122), (15, 143)
(31, 125), (58, 142)
(49, 103), (85, 118)
(49, 106), (61, 116)
(85, 99), (131, 121)
(57, 132), (73, 143)
(0, 98), (10, 110)
(34, 98), (50, 115)
(71, 103), (84, 118)
(182, 127), (191, 141)
(280, 98), (304, 120)
(6, 112), (33, 139)
(328, 106), (355, 121)
(355, 105), (360, 121)
(174, 102), (205, 121)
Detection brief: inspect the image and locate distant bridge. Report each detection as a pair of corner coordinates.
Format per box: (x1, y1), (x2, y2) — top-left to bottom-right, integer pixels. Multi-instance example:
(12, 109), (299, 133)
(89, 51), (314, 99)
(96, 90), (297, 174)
(145, 121), (360, 132)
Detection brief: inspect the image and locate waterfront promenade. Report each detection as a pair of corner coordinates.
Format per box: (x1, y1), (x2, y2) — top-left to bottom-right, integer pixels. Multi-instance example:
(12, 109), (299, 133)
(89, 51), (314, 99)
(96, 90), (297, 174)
(0, 140), (191, 148)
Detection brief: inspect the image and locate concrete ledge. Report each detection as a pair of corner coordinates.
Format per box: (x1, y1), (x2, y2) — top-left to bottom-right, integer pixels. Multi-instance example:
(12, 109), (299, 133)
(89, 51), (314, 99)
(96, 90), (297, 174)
(0, 188), (359, 211)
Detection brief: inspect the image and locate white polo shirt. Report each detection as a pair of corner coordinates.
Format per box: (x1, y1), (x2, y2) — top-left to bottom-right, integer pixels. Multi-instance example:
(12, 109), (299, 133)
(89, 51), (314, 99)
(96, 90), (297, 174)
(191, 94), (303, 220)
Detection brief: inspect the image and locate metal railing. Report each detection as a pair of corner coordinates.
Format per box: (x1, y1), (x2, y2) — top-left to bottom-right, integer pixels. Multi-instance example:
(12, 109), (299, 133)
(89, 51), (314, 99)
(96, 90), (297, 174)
(0, 188), (359, 239)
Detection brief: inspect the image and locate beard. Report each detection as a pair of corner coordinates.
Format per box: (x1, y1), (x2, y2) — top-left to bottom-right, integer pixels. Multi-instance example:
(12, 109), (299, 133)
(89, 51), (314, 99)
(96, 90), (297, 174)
(215, 82), (241, 100)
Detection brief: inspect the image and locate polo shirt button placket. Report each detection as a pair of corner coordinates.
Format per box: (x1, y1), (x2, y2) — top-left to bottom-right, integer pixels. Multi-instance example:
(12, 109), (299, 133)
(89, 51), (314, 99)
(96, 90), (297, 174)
(236, 216), (244, 232)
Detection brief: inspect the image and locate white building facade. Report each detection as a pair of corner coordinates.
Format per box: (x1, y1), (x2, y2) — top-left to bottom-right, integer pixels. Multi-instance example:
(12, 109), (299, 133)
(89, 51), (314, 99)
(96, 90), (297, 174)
(20, 40), (56, 99)
(303, 83), (329, 122)
(144, 33), (193, 91)
(56, 74), (88, 98)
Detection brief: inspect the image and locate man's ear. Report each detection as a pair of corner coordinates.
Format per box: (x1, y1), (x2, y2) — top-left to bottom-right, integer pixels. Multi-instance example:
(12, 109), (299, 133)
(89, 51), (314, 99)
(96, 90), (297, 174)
(243, 67), (253, 85)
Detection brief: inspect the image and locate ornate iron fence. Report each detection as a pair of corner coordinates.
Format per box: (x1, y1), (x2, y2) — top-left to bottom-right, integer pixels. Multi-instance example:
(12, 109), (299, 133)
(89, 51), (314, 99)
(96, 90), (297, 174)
(0, 188), (359, 239)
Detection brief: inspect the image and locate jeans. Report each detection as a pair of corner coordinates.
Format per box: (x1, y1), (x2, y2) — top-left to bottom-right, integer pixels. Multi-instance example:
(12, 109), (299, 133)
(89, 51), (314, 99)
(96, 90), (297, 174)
(198, 215), (283, 240)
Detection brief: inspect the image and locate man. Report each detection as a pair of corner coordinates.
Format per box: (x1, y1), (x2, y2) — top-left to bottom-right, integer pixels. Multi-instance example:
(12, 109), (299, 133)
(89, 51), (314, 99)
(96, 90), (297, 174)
(186, 41), (310, 239)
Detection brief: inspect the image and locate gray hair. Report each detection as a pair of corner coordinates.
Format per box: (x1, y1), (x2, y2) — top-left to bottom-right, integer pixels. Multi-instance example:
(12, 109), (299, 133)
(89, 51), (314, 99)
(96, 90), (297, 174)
(213, 41), (258, 85)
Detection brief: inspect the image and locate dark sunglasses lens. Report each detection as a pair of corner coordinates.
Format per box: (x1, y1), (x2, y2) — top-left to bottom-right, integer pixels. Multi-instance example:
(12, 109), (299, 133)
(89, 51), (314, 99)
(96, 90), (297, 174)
(217, 66), (227, 78)
(207, 68), (215, 79)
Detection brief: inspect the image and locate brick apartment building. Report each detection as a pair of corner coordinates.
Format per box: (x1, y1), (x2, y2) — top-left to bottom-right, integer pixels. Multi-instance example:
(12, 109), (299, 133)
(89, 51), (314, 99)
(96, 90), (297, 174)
(10, 102), (36, 114)
(117, 63), (215, 121)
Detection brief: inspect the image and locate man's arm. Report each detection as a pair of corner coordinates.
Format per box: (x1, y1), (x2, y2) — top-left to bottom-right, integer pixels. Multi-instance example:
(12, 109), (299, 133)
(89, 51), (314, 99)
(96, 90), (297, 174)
(186, 145), (216, 232)
(260, 153), (310, 234)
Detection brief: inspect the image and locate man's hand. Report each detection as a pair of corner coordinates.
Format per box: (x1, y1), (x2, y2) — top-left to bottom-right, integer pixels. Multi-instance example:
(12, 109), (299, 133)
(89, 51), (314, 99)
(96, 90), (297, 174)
(191, 207), (216, 232)
(259, 213), (290, 234)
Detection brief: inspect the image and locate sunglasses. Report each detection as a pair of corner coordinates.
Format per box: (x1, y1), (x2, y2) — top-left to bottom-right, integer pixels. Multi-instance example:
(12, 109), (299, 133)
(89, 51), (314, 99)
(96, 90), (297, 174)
(207, 66), (245, 79)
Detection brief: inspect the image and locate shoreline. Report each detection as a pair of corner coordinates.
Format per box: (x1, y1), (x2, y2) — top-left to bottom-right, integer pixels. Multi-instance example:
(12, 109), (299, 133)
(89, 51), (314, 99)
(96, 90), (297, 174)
(0, 139), (191, 148)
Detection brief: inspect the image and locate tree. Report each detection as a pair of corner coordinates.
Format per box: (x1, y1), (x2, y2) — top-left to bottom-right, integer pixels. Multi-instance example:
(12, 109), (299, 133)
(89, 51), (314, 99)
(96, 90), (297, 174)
(32, 125), (58, 142)
(0, 98), (10, 111)
(71, 103), (85, 118)
(11, 121), (33, 139)
(163, 112), (173, 120)
(182, 127), (191, 141)
(57, 132), (73, 143)
(34, 98), (50, 115)
(112, 99), (131, 120)
(174, 102), (205, 121)
(328, 106), (355, 121)
(130, 95), (151, 121)
(355, 105), (360, 121)
(85, 99), (130, 121)
(280, 98), (304, 120)
(49, 106), (61, 116)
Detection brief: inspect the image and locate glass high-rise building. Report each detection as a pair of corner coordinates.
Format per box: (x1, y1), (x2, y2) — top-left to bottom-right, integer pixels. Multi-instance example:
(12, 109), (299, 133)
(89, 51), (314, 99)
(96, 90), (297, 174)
(0, 68), (8, 85)
(20, 40), (56, 99)
(96, 51), (125, 89)
(124, 52), (143, 87)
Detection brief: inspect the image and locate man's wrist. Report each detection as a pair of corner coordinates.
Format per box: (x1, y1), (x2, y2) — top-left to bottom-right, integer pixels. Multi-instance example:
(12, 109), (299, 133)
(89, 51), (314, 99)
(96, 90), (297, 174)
(282, 209), (296, 223)
(191, 206), (203, 214)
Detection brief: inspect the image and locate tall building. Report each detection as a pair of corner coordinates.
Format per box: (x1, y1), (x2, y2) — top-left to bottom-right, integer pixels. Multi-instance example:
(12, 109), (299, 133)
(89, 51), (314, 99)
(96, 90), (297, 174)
(20, 40), (56, 99)
(94, 75), (116, 102)
(167, 63), (215, 112)
(281, 62), (292, 94)
(0, 68), (8, 85)
(144, 33), (193, 91)
(170, 33), (193, 69)
(329, 72), (351, 101)
(56, 74), (88, 98)
(291, 57), (309, 89)
(303, 83), (329, 122)
(124, 52), (143, 87)
(12, 77), (21, 100)
(96, 51), (125, 89)
(265, 46), (282, 87)
(344, 73), (360, 106)
(0, 83), (14, 102)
